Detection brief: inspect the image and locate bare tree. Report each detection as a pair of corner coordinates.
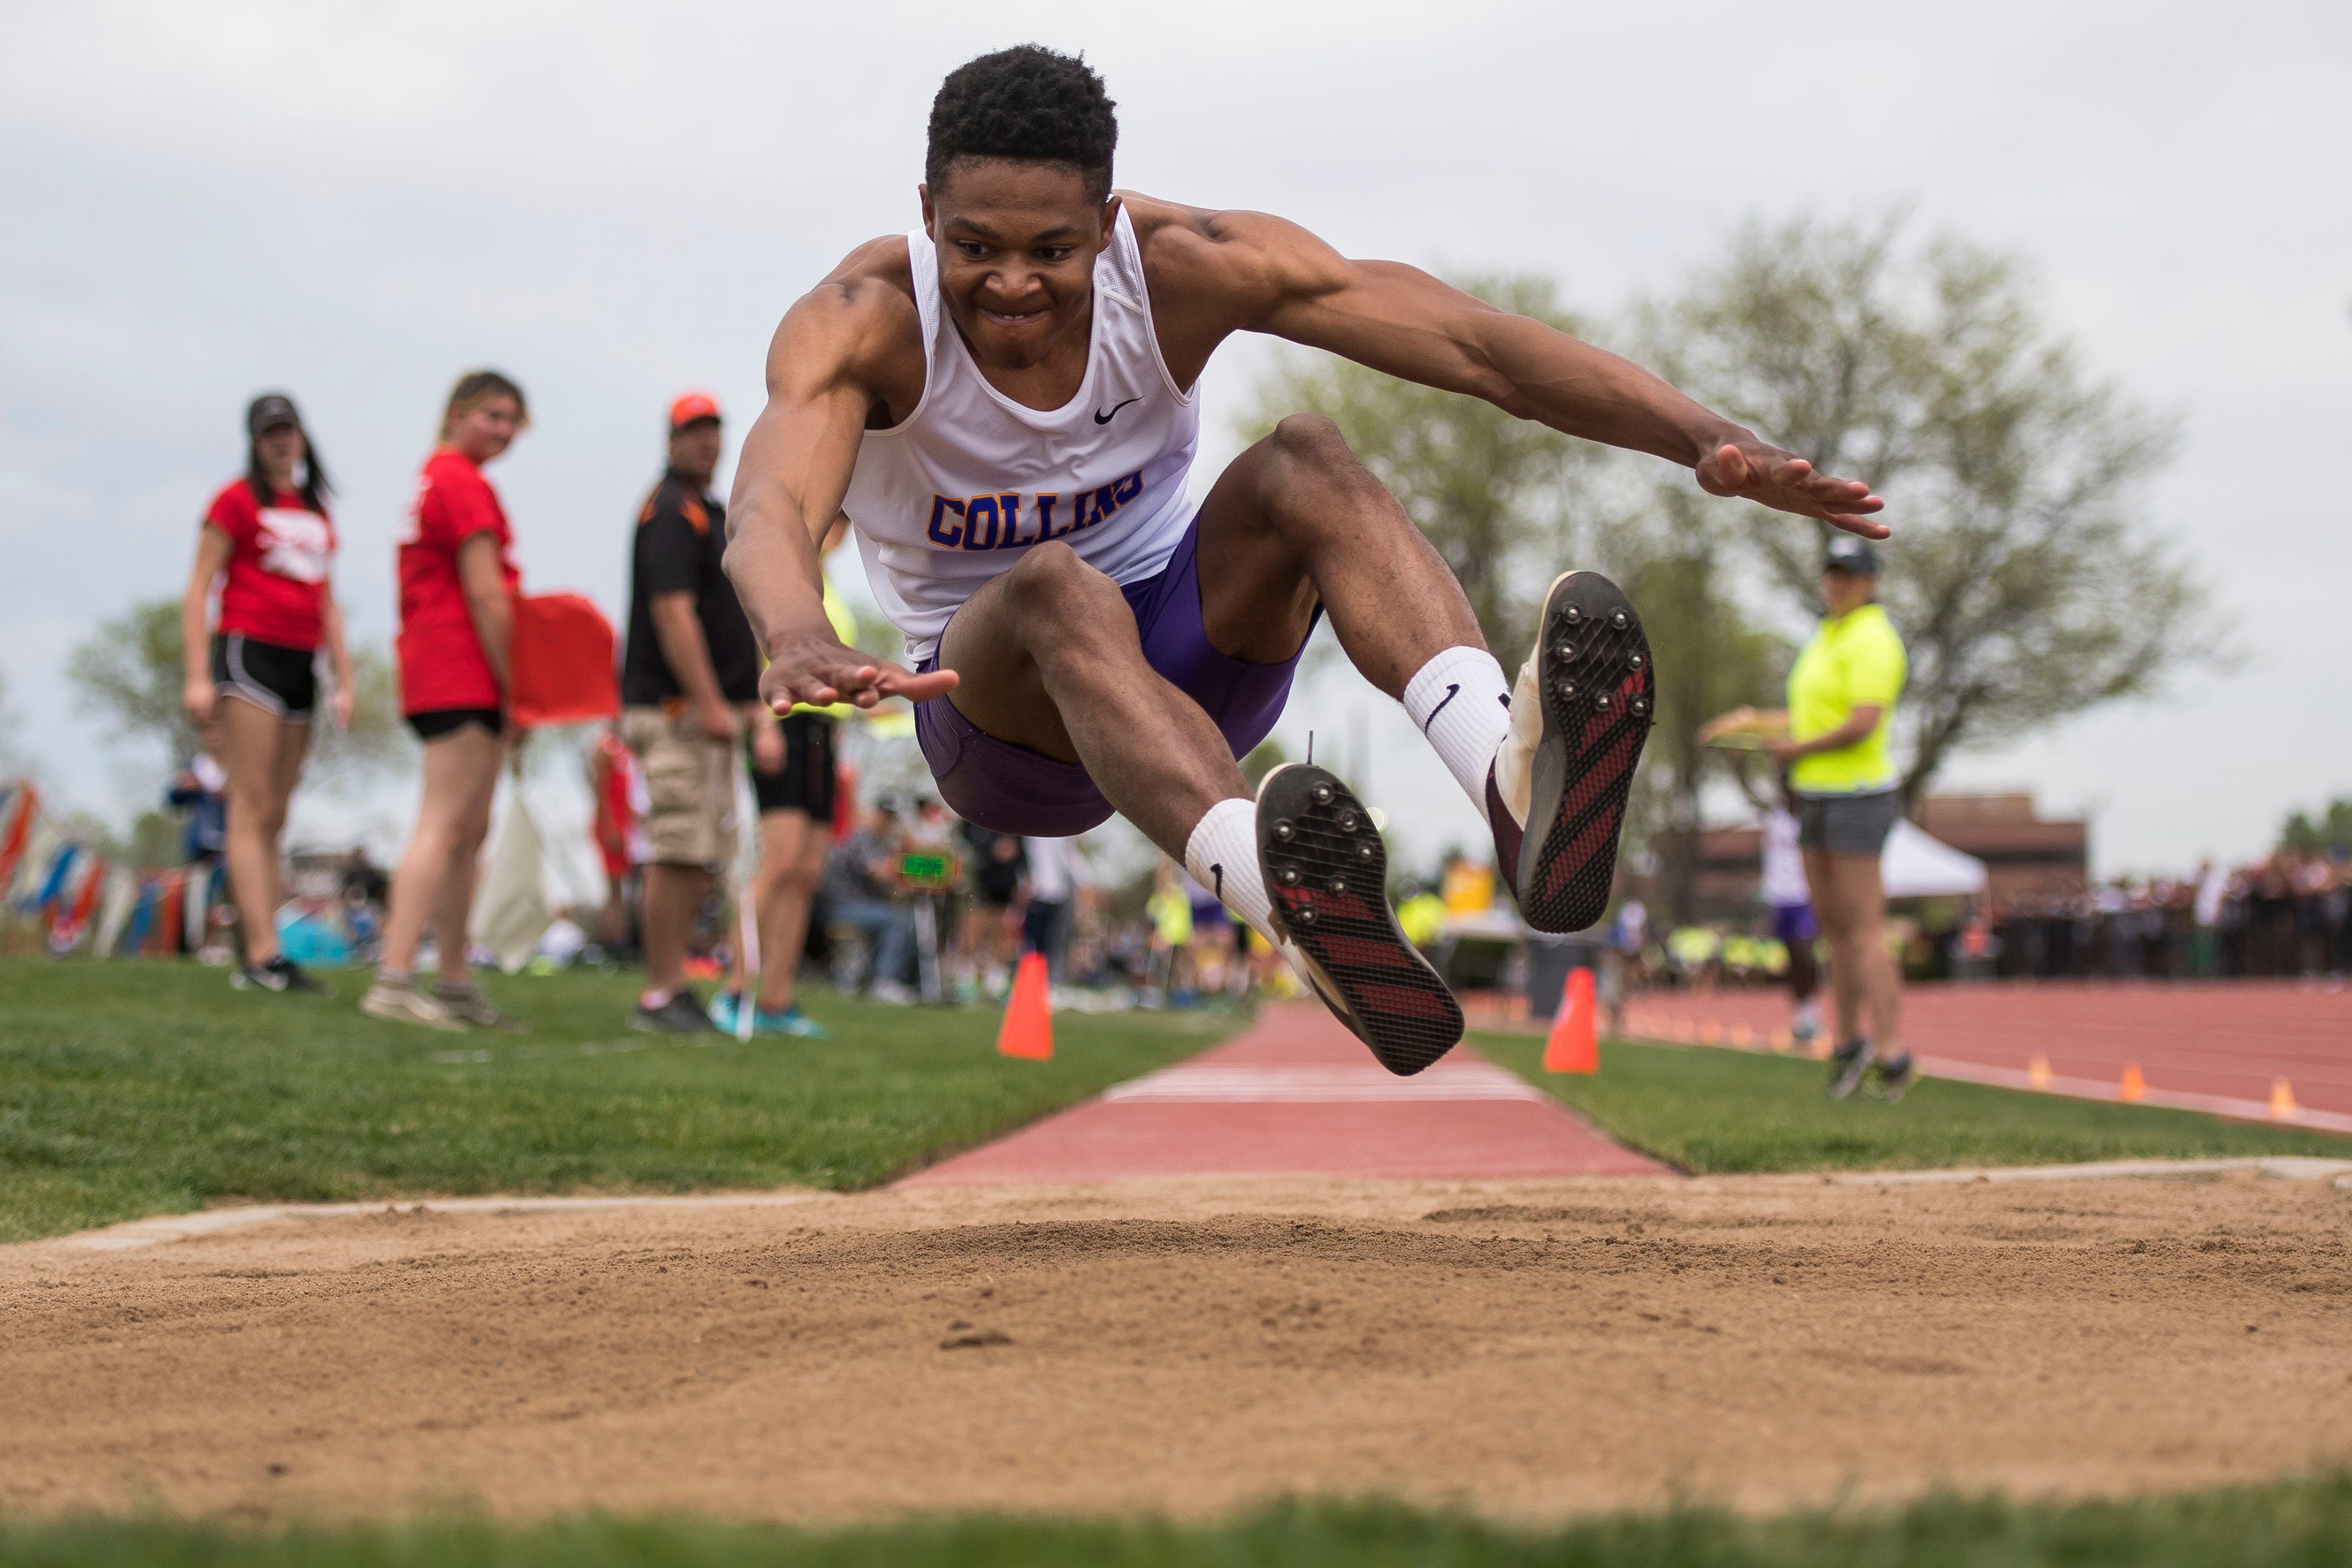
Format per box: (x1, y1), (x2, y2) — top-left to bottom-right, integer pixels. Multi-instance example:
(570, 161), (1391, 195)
(1637, 212), (2230, 810)
(0, 664), (22, 773)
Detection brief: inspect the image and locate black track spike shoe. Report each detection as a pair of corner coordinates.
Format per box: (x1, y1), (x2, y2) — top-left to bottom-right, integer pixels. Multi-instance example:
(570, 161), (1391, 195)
(1256, 763), (1464, 1076)
(1488, 570), (1656, 934)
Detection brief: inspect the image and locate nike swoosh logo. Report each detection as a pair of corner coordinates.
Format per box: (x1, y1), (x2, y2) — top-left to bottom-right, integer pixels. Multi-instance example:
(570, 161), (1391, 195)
(1422, 683), (1460, 733)
(1093, 397), (1142, 425)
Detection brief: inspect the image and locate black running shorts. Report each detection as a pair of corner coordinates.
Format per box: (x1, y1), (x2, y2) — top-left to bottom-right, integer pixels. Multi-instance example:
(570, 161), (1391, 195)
(211, 633), (318, 721)
(749, 711), (836, 818)
(408, 708), (504, 742)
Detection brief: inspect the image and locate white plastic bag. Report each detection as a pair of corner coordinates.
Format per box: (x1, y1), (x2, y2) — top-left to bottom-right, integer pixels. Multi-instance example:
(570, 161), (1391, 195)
(471, 789), (551, 975)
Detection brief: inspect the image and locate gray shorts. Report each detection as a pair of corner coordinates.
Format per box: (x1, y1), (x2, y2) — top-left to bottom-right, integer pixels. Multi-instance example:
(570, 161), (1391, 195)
(1795, 789), (1901, 857)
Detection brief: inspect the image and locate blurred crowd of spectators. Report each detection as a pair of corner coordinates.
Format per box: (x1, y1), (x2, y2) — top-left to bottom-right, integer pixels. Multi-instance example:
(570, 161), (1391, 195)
(1984, 851), (2351, 982)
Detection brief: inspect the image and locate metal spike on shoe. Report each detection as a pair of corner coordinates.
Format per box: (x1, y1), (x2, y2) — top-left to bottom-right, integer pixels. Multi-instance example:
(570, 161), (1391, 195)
(1496, 570), (1658, 934)
(1254, 764), (1463, 1076)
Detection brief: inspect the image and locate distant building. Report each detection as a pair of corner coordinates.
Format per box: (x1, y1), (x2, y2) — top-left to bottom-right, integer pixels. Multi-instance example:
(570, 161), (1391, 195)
(1689, 791), (2087, 917)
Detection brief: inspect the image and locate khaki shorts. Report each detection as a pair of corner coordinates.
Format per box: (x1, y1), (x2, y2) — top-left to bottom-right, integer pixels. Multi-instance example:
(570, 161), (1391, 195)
(620, 705), (738, 871)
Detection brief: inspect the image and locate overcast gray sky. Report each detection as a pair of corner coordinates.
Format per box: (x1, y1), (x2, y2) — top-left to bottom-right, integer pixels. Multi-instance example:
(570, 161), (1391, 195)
(3, 0), (2345, 874)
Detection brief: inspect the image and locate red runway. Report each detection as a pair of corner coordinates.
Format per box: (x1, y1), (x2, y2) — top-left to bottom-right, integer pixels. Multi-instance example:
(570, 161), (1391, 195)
(900, 1001), (1667, 1186)
(1618, 982), (2352, 1134)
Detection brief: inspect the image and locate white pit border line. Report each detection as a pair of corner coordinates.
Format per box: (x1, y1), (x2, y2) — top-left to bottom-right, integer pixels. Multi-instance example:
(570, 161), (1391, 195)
(32, 1160), (2352, 1257)
(1825, 1155), (2352, 1186)
(54, 1192), (822, 1254)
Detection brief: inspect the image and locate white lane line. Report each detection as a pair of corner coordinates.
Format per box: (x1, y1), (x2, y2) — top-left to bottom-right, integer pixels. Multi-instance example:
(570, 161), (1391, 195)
(1833, 1156), (2352, 1186)
(1103, 1064), (1551, 1105)
(56, 1192), (822, 1253)
(1626, 1013), (2352, 1135)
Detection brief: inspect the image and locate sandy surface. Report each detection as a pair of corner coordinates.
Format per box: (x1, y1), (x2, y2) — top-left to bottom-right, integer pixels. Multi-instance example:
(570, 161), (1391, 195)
(5, 1171), (2350, 1524)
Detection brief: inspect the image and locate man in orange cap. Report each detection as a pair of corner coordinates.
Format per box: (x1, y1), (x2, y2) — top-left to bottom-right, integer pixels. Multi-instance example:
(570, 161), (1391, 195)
(618, 393), (761, 1032)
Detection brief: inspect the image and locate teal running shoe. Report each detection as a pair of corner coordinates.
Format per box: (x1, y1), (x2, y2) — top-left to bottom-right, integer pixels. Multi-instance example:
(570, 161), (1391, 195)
(711, 991), (829, 1039)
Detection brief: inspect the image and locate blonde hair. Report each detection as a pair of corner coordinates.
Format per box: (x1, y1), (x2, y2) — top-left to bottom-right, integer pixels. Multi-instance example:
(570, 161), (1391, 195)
(438, 369), (529, 441)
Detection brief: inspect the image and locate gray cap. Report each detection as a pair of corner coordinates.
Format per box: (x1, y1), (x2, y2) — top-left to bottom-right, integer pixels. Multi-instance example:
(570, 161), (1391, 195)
(246, 392), (302, 436)
(1823, 534), (1881, 576)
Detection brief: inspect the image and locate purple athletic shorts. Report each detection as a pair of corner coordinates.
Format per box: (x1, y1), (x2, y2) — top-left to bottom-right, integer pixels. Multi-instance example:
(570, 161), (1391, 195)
(1771, 902), (1818, 944)
(913, 511), (1316, 836)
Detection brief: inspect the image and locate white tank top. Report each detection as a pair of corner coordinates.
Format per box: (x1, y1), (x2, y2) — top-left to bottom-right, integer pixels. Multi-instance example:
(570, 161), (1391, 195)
(842, 207), (1200, 661)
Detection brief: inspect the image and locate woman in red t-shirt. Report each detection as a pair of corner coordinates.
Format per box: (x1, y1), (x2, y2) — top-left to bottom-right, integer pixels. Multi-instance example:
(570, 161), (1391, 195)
(363, 370), (529, 1031)
(178, 391), (353, 995)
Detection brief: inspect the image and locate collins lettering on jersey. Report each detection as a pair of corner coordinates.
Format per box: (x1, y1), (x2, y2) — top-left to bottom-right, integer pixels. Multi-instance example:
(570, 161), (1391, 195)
(924, 471), (1145, 551)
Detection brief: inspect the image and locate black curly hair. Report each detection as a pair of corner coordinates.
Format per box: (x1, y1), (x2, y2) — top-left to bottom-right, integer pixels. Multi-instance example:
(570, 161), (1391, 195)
(926, 46), (1118, 203)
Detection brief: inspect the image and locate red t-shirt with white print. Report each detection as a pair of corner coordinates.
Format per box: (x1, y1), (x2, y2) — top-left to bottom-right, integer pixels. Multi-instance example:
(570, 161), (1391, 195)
(395, 448), (519, 714)
(204, 478), (336, 651)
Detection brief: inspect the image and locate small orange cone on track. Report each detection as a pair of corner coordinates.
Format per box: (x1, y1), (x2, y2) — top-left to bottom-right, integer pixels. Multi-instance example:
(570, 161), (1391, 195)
(1730, 1024), (1754, 1049)
(996, 951), (1053, 1060)
(1543, 967), (1598, 1074)
(2118, 1063), (2146, 1103)
(1770, 1030), (1793, 1054)
(2028, 1054), (2052, 1090)
(2270, 1078), (2298, 1120)
(1699, 1021), (1724, 1045)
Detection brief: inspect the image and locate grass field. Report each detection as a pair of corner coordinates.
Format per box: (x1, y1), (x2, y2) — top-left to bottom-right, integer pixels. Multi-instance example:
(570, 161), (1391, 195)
(1475, 1030), (2352, 1173)
(4, 1478), (2350, 1566)
(10, 956), (2347, 1245)
(0, 958), (1228, 1244)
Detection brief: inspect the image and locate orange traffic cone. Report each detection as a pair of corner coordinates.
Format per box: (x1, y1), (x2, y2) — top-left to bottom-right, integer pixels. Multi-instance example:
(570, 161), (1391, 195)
(1543, 966), (1598, 1074)
(2269, 1078), (2298, 1120)
(996, 951), (1054, 1060)
(2118, 1063), (2146, 1103)
(2028, 1054), (2052, 1090)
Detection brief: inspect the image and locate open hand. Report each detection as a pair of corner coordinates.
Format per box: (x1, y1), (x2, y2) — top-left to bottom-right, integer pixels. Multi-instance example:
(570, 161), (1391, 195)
(759, 631), (958, 715)
(1697, 442), (1888, 539)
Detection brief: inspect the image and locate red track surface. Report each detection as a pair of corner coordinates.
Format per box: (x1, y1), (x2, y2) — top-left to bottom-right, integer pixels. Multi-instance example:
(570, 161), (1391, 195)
(1620, 982), (2352, 1134)
(900, 1002), (1667, 1186)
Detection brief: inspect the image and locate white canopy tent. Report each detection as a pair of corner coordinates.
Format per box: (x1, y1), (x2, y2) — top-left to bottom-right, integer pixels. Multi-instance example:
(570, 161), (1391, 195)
(1881, 818), (1989, 899)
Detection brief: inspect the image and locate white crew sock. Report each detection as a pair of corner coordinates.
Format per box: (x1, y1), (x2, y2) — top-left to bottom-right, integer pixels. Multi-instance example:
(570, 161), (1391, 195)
(1183, 797), (1277, 948)
(1402, 646), (1514, 824)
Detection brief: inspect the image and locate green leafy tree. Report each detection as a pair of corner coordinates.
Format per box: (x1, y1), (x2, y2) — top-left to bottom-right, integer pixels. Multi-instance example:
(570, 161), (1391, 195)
(2280, 799), (2352, 858)
(1237, 274), (1789, 921)
(66, 598), (407, 787)
(1237, 274), (1599, 660)
(1637, 211), (2230, 810)
(1599, 491), (1792, 921)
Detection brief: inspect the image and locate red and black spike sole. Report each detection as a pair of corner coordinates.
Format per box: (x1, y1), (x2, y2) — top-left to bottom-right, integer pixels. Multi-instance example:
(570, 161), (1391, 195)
(1257, 764), (1463, 1077)
(1512, 571), (1656, 934)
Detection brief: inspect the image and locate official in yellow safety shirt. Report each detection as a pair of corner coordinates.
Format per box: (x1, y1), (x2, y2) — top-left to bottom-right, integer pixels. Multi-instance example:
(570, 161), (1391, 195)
(1771, 534), (1912, 1103)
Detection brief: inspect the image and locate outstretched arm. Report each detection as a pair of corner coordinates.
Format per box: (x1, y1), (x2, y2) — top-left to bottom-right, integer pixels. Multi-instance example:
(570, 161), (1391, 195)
(723, 283), (955, 713)
(1194, 210), (1886, 537)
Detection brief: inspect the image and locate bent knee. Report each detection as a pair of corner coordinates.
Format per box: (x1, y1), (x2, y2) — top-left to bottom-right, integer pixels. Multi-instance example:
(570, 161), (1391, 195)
(1258, 414), (1382, 517)
(1005, 541), (1122, 615)
(1267, 412), (1363, 473)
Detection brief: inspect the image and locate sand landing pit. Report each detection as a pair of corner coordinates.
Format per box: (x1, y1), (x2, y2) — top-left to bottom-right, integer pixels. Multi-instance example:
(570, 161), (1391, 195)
(5, 1169), (2349, 1524)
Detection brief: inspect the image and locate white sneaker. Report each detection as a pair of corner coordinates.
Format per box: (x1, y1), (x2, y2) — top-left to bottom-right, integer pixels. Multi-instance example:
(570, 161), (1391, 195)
(360, 976), (466, 1031)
